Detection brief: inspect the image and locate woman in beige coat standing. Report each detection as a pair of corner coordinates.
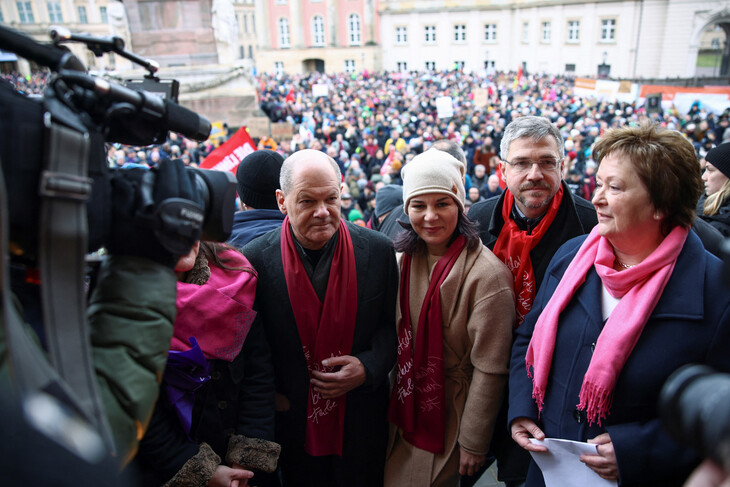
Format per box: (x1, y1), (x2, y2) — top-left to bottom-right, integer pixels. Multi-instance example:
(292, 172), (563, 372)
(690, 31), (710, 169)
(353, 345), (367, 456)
(384, 149), (516, 487)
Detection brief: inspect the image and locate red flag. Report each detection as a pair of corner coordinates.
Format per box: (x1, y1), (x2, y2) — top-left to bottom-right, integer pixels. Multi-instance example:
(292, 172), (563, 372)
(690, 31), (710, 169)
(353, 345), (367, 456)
(285, 89), (295, 103)
(517, 66), (523, 80)
(200, 127), (256, 174)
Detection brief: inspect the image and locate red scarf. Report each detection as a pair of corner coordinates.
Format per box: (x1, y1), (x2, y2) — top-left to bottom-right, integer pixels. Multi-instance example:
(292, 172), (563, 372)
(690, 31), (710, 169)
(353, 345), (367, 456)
(526, 226), (688, 425)
(172, 250), (257, 362)
(493, 186), (564, 326)
(280, 216), (358, 457)
(388, 235), (466, 454)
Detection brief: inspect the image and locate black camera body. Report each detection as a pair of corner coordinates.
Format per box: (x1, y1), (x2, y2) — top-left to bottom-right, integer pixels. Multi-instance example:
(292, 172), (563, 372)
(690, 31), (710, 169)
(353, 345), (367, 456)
(0, 25), (236, 264)
(660, 364), (730, 473)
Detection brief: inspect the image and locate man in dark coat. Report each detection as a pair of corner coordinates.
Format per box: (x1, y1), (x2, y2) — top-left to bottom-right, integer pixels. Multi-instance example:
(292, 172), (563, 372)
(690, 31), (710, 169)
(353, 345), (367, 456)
(228, 150), (286, 249)
(466, 116), (597, 487)
(243, 149), (398, 487)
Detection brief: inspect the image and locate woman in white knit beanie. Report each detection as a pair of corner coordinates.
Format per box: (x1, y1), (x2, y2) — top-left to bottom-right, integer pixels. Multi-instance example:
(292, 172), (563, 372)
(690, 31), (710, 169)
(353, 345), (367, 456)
(384, 149), (516, 487)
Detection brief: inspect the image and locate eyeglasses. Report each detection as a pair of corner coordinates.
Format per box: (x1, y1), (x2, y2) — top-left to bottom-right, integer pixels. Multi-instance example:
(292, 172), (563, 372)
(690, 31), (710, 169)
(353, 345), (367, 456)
(503, 158), (562, 173)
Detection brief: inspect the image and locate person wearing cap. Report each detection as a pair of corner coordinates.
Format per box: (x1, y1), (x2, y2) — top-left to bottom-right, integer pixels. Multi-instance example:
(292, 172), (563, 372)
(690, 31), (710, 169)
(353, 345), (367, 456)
(228, 150), (286, 249)
(466, 115), (597, 487)
(698, 143), (730, 236)
(242, 149), (398, 487)
(369, 184), (407, 241)
(384, 149), (515, 487)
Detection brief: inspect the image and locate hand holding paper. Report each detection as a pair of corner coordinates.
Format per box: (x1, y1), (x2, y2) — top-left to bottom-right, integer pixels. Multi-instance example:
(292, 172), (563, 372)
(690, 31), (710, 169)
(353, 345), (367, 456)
(528, 437), (618, 487)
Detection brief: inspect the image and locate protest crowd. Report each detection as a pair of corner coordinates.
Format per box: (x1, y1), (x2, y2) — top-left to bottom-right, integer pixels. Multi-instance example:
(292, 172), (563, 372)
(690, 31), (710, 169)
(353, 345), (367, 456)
(4, 66), (730, 487)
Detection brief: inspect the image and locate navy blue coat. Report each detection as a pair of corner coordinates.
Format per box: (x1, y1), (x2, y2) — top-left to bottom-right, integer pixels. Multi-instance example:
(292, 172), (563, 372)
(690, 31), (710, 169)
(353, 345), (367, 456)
(509, 231), (730, 487)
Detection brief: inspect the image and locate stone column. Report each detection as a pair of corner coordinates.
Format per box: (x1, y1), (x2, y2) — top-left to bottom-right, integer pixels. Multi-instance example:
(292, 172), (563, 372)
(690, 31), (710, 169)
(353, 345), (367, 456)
(327, 0), (338, 46)
(290, 0), (303, 48)
(363, 0), (374, 44)
(255, 0), (269, 49)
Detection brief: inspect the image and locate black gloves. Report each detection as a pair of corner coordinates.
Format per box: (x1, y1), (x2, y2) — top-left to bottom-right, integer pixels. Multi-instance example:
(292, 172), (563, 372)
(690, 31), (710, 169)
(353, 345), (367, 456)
(107, 159), (204, 268)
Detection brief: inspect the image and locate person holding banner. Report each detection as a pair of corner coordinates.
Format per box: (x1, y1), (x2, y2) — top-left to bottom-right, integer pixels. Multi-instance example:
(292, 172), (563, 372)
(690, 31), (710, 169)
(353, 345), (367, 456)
(243, 149), (398, 487)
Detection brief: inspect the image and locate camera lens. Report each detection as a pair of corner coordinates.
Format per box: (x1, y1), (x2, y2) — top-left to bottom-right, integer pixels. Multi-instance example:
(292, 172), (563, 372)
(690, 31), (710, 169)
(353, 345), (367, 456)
(660, 364), (730, 471)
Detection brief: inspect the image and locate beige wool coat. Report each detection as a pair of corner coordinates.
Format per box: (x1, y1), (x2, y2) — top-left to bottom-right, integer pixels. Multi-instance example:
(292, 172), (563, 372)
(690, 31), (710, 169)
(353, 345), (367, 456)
(384, 243), (516, 487)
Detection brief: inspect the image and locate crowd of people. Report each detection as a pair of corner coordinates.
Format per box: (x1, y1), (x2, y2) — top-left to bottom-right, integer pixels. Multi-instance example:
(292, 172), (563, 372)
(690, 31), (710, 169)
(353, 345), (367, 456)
(4, 66), (730, 487)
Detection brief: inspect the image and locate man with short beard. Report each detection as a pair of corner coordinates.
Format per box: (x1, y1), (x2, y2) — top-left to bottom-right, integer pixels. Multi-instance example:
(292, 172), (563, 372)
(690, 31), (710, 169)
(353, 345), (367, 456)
(465, 116), (597, 487)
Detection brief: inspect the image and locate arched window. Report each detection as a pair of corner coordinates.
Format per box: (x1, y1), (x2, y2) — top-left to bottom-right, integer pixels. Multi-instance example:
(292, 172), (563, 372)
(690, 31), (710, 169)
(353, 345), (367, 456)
(312, 15), (325, 46)
(278, 17), (290, 48)
(348, 13), (361, 46)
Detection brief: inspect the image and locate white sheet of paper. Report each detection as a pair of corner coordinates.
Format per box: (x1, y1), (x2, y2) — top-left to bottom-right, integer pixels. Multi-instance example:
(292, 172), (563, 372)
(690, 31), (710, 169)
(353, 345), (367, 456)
(528, 438), (618, 487)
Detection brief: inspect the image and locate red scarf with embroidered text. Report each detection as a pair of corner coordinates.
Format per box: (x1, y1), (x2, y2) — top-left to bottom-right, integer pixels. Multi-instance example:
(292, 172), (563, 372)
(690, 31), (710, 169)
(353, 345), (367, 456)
(388, 235), (466, 454)
(493, 186), (564, 326)
(280, 216), (357, 456)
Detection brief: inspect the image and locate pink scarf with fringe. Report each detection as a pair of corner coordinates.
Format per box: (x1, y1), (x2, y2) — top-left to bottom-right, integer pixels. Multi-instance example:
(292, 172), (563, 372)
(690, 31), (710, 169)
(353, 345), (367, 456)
(525, 225), (688, 425)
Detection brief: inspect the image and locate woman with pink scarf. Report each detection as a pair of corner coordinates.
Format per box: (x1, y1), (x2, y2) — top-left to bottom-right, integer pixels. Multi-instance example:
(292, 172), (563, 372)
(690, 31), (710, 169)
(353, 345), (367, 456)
(508, 123), (730, 487)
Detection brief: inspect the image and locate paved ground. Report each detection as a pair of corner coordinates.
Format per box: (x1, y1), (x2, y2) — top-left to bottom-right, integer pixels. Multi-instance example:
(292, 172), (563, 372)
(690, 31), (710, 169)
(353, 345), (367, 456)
(473, 464), (505, 487)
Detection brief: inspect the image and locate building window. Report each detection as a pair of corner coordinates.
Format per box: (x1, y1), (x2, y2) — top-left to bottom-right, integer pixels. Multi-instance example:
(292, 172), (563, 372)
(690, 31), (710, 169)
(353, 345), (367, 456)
(16, 1), (34, 22)
(424, 25), (436, 44)
(99, 5), (107, 23)
(565, 63), (576, 72)
(312, 15), (325, 46)
(454, 24), (466, 43)
(541, 21), (551, 43)
(345, 59), (355, 73)
(77, 5), (87, 23)
(278, 18), (290, 48)
(47, 1), (63, 22)
(252, 14), (256, 33)
(274, 61), (284, 75)
(243, 13), (248, 34)
(522, 22), (529, 43)
(601, 18), (616, 42)
(248, 45), (253, 58)
(0, 7), (3, 21)
(239, 45), (245, 59)
(396, 61), (407, 71)
(347, 14), (361, 46)
(348, 13), (361, 45)
(275, 0), (286, 4)
(425, 61), (435, 70)
(567, 20), (579, 43)
(484, 23), (496, 42)
(395, 26), (407, 45)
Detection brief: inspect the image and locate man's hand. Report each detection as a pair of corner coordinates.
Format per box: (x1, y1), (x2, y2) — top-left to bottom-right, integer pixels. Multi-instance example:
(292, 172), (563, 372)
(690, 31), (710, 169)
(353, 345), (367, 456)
(459, 447), (486, 476)
(581, 433), (619, 481)
(207, 465), (253, 487)
(310, 355), (366, 399)
(510, 417), (548, 452)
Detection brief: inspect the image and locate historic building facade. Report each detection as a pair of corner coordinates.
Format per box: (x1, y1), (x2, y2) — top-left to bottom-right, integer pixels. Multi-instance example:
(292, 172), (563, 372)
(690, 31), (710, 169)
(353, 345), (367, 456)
(378, 0), (730, 79)
(254, 0), (382, 75)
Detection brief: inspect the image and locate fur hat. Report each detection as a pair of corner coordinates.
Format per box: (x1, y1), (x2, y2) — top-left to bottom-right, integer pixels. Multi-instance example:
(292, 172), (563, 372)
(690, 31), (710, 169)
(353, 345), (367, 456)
(236, 150), (284, 210)
(706, 143), (730, 179)
(402, 149), (465, 212)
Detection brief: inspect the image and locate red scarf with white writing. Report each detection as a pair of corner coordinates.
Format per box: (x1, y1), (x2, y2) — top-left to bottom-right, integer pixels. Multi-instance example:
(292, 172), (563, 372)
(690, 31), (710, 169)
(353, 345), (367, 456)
(388, 235), (466, 454)
(281, 216), (358, 457)
(493, 186), (564, 326)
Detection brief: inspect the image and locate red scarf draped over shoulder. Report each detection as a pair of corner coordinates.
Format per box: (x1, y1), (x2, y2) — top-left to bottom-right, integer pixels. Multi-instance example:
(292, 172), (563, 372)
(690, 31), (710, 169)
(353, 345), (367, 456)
(526, 226), (688, 425)
(493, 186), (564, 326)
(280, 216), (358, 457)
(388, 235), (466, 454)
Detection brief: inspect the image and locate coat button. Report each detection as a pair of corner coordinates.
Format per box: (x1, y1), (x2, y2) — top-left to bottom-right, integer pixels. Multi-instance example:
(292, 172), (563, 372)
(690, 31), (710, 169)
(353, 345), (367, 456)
(573, 408), (586, 424)
(217, 401), (227, 410)
(591, 342), (596, 353)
